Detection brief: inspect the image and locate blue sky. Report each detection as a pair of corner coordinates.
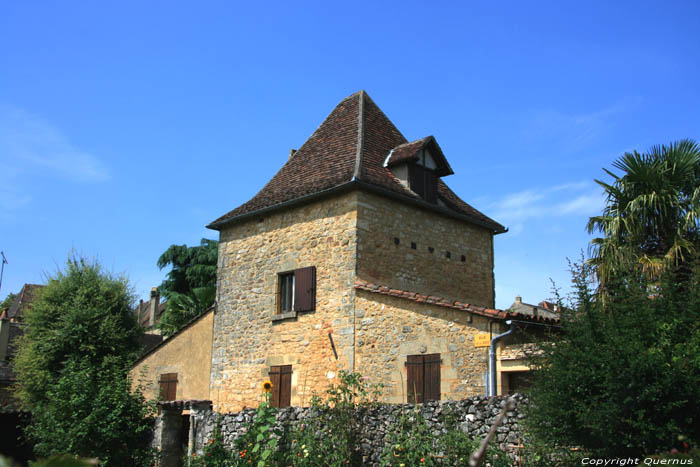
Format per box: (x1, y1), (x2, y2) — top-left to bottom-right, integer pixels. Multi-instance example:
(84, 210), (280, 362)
(1, 1), (699, 309)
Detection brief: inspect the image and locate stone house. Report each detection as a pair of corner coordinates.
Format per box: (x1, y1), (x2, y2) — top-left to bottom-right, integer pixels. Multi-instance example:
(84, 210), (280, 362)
(204, 90), (556, 413)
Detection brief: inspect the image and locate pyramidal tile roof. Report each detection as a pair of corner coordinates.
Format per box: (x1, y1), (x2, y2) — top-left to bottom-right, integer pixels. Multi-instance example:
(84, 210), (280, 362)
(208, 91), (505, 232)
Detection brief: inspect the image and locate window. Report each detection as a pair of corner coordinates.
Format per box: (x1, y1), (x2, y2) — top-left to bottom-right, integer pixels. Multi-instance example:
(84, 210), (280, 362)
(269, 365), (292, 408)
(277, 266), (316, 314)
(505, 371), (533, 395)
(279, 272), (294, 313)
(159, 373), (178, 401)
(406, 354), (440, 403)
(409, 163), (438, 203)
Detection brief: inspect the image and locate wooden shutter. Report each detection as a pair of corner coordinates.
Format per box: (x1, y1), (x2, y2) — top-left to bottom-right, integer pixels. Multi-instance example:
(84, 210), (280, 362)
(409, 164), (426, 199)
(269, 366), (281, 408)
(269, 365), (292, 408)
(293, 266), (316, 312)
(159, 373), (178, 401)
(425, 171), (438, 204)
(424, 354), (441, 401)
(406, 355), (424, 403)
(279, 365), (292, 408)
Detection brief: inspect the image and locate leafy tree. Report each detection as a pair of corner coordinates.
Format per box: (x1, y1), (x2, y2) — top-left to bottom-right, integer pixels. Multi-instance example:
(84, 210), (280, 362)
(13, 257), (154, 466)
(587, 139), (700, 288)
(526, 258), (700, 458)
(156, 238), (218, 335)
(1, 292), (17, 314)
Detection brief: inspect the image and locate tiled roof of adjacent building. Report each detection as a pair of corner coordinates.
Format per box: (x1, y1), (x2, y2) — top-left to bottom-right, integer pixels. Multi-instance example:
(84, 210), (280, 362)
(354, 280), (560, 325)
(5, 284), (44, 320)
(208, 91), (505, 233)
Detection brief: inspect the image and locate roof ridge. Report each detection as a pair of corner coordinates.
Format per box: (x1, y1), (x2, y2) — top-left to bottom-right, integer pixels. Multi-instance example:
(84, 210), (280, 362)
(352, 90), (366, 181)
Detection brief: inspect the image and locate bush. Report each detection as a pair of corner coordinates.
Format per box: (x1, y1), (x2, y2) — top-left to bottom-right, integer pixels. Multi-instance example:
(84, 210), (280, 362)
(525, 259), (700, 457)
(13, 257), (155, 466)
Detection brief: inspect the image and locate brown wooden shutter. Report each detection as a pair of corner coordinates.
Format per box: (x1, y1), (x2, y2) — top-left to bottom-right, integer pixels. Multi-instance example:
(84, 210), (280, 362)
(424, 354), (441, 402)
(293, 266), (316, 312)
(270, 365), (292, 408)
(425, 171), (438, 204)
(409, 164), (426, 199)
(159, 373), (178, 401)
(279, 365), (292, 408)
(269, 366), (281, 408)
(406, 355), (424, 403)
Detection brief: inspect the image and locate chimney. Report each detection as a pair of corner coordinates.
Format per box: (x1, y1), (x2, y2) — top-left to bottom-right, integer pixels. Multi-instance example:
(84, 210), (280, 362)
(288, 148), (297, 160)
(149, 287), (160, 328)
(515, 295), (522, 304)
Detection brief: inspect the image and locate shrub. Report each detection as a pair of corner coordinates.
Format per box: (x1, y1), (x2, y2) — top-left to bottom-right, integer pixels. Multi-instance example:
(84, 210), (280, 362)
(526, 259), (700, 457)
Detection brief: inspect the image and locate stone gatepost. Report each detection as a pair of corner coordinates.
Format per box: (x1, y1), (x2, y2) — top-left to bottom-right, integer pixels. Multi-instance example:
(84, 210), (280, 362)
(158, 403), (184, 467)
(187, 400), (213, 460)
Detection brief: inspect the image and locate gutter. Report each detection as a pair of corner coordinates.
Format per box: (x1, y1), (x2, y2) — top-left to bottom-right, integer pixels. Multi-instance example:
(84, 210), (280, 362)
(488, 320), (515, 396)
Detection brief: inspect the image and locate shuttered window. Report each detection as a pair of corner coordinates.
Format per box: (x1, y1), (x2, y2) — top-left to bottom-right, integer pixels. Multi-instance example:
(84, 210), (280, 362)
(269, 365), (292, 408)
(293, 266), (316, 312)
(406, 354), (440, 403)
(159, 373), (178, 401)
(278, 266), (316, 314)
(409, 163), (438, 204)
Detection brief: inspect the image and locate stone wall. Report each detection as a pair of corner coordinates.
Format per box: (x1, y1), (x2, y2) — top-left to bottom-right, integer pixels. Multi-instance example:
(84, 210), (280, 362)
(188, 395), (527, 466)
(212, 192), (360, 412)
(356, 191), (495, 308)
(354, 290), (495, 402)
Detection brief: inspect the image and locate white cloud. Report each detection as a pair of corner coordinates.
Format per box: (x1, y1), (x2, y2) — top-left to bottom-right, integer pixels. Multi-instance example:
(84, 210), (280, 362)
(0, 105), (109, 182)
(0, 105), (109, 222)
(486, 181), (604, 235)
(523, 103), (629, 153)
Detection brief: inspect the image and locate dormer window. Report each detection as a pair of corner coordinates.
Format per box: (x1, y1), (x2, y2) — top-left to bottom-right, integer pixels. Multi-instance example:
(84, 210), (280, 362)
(409, 152), (438, 203)
(384, 136), (454, 205)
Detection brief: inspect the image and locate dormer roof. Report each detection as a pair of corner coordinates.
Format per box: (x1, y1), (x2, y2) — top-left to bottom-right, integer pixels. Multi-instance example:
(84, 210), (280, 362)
(208, 91), (505, 233)
(383, 136), (453, 177)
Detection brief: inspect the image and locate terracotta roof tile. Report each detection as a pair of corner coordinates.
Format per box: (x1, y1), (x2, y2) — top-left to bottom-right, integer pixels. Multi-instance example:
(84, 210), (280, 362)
(209, 91), (504, 232)
(354, 279), (559, 324)
(7, 284), (44, 320)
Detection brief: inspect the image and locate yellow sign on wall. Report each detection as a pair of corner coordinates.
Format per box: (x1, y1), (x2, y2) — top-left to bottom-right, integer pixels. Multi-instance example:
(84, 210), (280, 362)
(474, 333), (491, 347)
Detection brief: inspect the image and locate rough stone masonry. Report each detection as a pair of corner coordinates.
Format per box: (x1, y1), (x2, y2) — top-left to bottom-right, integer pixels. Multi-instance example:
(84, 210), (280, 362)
(186, 394), (527, 466)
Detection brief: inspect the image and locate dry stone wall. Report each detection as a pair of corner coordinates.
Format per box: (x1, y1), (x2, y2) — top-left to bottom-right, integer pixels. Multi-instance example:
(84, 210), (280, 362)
(190, 395), (527, 466)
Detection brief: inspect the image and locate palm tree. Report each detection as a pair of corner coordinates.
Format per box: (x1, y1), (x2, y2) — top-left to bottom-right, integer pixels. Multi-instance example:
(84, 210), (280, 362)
(587, 139), (700, 288)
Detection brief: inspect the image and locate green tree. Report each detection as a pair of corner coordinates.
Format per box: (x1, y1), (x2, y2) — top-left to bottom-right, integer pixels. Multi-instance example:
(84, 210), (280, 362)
(587, 139), (700, 288)
(1, 292), (17, 314)
(157, 238), (218, 336)
(526, 259), (700, 458)
(13, 257), (154, 466)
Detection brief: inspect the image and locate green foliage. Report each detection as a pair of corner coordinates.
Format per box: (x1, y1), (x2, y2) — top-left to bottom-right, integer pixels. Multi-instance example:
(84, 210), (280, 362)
(156, 238), (218, 335)
(190, 396), (284, 467)
(526, 258), (700, 457)
(587, 139), (700, 287)
(286, 371), (383, 466)
(1, 292), (17, 314)
(13, 256), (155, 466)
(29, 455), (99, 466)
(234, 394), (284, 467)
(190, 417), (237, 467)
(381, 409), (436, 467)
(380, 407), (509, 467)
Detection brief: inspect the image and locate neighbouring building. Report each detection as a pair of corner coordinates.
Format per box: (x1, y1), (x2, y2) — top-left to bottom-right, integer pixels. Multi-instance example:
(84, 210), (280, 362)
(131, 308), (214, 402)
(0, 284), (44, 462)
